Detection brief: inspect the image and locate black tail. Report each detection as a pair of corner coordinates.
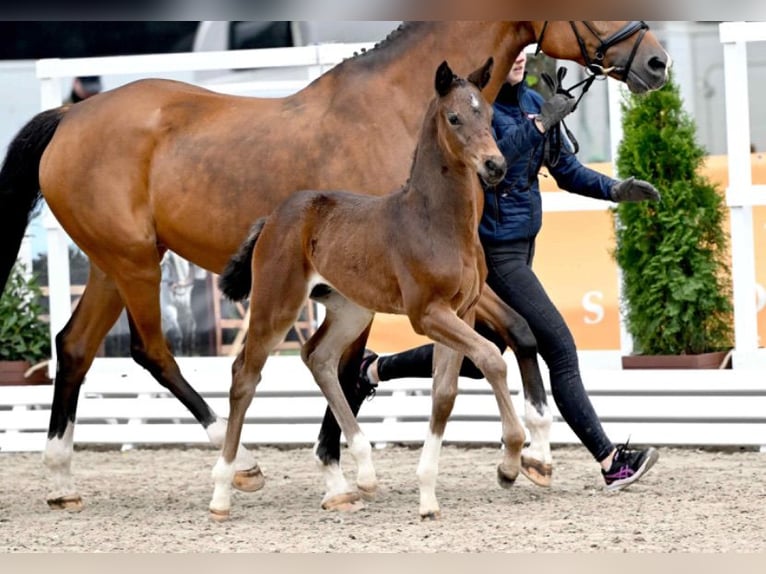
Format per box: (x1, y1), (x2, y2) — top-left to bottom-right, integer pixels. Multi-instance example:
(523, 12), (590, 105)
(219, 218), (267, 301)
(0, 107), (67, 292)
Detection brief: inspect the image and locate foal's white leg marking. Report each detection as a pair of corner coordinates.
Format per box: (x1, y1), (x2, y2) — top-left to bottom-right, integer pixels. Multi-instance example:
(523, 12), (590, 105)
(42, 422), (77, 500)
(313, 442), (353, 504)
(348, 433), (376, 492)
(209, 456), (236, 515)
(206, 418), (257, 471)
(522, 399), (553, 464)
(416, 431), (443, 517)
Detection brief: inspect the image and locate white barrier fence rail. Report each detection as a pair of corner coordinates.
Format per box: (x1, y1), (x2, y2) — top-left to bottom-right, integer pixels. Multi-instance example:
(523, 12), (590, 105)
(1, 25), (764, 452)
(2, 356), (765, 452)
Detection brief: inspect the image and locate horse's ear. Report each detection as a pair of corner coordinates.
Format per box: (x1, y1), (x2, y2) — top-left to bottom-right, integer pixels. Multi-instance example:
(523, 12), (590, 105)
(435, 61), (455, 97)
(467, 57), (494, 91)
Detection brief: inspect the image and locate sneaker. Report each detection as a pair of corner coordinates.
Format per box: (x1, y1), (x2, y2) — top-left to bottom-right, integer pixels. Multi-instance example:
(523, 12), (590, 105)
(602, 441), (659, 491)
(357, 349), (379, 400)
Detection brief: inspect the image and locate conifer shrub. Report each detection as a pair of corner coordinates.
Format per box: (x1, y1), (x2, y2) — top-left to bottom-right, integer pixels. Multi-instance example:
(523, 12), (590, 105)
(613, 74), (733, 355)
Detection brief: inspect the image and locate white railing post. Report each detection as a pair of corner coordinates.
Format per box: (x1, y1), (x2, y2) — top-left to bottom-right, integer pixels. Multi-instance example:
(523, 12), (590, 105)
(720, 23), (759, 364)
(37, 68), (67, 378)
(607, 78), (633, 357)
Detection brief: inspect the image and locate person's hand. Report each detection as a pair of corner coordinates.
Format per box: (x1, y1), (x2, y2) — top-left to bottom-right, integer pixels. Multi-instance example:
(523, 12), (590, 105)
(535, 93), (577, 133)
(610, 177), (661, 202)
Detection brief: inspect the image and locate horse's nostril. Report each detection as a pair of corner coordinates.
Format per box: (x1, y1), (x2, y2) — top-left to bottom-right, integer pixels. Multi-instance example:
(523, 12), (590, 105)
(649, 55), (667, 73)
(485, 158), (506, 176)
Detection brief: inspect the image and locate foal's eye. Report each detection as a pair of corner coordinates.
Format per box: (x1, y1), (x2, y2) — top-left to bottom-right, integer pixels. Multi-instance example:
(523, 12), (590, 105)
(447, 113), (461, 126)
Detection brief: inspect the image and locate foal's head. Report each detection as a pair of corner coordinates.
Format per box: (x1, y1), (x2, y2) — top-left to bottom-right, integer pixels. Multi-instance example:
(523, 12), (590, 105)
(433, 58), (506, 187)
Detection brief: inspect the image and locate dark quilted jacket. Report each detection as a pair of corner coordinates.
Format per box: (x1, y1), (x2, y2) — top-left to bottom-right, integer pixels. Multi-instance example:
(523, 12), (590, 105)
(479, 80), (617, 244)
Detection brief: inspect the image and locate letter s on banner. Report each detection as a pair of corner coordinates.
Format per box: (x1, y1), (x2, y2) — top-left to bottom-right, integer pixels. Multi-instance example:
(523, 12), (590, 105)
(583, 291), (604, 325)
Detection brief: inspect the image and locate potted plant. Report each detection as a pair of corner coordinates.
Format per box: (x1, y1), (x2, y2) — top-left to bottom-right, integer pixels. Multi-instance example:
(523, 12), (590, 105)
(613, 72), (733, 369)
(0, 261), (52, 384)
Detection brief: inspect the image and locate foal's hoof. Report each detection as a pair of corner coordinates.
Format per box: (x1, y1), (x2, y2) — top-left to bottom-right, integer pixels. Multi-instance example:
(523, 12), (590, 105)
(209, 508), (231, 523)
(520, 455), (553, 488)
(358, 483), (377, 502)
(232, 465), (266, 492)
(420, 510), (441, 521)
(497, 464), (518, 490)
(47, 495), (84, 512)
(321, 491), (364, 512)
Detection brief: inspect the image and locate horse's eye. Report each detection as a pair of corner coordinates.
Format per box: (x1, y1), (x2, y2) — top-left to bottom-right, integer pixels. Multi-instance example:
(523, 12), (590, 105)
(447, 113), (461, 126)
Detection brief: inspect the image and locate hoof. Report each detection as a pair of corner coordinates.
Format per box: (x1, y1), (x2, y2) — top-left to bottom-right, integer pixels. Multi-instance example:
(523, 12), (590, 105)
(232, 465), (266, 493)
(209, 508), (231, 523)
(47, 495), (84, 512)
(497, 464), (518, 489)
(521, 455), (553, 487)
(420, 510), (441, 521)
(321, 491), (364, 512)
(358, 483), (377, 502)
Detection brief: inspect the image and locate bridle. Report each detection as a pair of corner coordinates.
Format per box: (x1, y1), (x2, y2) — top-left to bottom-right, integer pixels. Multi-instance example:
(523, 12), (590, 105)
(532, 21), (649, 165)
(535, 20), (649, 82)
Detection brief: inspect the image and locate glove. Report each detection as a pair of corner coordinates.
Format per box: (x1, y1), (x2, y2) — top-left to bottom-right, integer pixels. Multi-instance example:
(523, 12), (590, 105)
(536, 93), (577, 133)
(610, 177), (661, 202)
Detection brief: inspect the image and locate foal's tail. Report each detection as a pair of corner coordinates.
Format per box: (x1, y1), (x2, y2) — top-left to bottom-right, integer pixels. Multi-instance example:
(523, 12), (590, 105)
(0, 107), (67, 292)
(219, 218), (267, 301)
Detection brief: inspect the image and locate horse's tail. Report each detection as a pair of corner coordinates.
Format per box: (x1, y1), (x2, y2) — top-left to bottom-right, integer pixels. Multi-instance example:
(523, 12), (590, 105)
(0, 106), (68, 292)
(219, 218), (267, 301)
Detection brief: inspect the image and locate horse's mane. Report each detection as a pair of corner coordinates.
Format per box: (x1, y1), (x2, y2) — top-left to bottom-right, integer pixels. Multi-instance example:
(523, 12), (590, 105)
(341, 22), (432, 69)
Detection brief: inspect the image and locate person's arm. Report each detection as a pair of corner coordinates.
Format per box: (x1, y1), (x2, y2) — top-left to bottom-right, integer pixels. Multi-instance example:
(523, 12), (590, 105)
(549, 147), (616, 200)
(494, 116), (544, 166)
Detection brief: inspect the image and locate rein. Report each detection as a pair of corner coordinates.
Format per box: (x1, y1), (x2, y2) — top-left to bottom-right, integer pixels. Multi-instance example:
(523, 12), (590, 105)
(533, 20), (648, 166)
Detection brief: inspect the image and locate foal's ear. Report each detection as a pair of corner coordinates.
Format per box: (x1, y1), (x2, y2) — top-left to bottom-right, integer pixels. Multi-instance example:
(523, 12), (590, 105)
(467, 57), (494, 91)
(435, 60), (455, 97)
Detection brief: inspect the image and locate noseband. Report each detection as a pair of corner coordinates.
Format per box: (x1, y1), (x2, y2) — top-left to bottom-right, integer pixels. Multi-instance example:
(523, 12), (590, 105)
(536, 20), (649, 81)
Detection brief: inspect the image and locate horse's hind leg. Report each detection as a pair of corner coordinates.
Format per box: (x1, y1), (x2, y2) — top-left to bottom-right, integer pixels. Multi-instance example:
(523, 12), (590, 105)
(92, 251), (261, 489)
(476, 287), (553, 486)
(303, 289), (377, 511)
(43, 266), (125, 511)
(313, 322), (372, 498)
(209, 327), (285, 521)
(210, 265), (309, 521)
(417, 342), (462, 520)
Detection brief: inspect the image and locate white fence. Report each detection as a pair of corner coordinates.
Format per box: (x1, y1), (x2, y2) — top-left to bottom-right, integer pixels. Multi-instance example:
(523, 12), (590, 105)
(1, 24), (765, 452)
(2, 355), (765, 452)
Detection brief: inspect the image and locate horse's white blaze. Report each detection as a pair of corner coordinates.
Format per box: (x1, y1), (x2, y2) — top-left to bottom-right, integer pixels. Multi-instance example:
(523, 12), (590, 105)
(416, 431), (443, 516)
(206, 418), (257, 471)
(42, 422), (77, 499)
(348, 433), (376, 491)
(522, 399), (553, 464)
(209, 456), (236, 513)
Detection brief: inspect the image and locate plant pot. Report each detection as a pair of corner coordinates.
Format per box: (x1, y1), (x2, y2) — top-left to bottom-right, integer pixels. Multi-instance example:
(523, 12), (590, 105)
(0, 360), (52, 386)
(621, 350), (731, 370)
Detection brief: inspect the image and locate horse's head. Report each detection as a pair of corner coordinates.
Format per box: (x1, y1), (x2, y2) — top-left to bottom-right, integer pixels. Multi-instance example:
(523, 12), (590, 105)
(433, 58), (506, 187)
(530, 21), (670, 94)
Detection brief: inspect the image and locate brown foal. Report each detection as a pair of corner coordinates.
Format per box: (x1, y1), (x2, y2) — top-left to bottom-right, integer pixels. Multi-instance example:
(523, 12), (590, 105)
(211, 59), (519, 520)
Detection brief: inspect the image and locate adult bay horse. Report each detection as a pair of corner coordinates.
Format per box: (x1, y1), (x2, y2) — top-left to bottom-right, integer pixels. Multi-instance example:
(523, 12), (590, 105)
(0, 21), (669, 511)
(212, 58), (515, 520)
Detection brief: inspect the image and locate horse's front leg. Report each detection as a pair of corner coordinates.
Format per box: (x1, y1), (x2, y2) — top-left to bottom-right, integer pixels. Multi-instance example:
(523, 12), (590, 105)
(476, 286), (553, 486)
(416, 342), (462, 520)
(419, 303), (526, 498)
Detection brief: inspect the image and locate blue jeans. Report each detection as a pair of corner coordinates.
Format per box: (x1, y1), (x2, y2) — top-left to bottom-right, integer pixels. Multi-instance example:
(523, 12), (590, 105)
(483, 238), (613, 462)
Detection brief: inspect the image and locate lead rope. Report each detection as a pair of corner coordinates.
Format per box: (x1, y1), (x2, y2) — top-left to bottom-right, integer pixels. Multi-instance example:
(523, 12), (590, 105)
(538, 65), (599, 166)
